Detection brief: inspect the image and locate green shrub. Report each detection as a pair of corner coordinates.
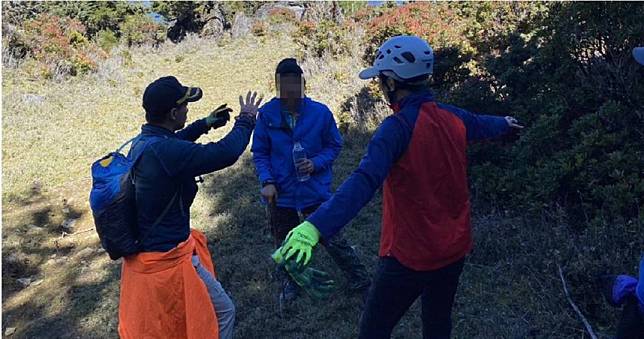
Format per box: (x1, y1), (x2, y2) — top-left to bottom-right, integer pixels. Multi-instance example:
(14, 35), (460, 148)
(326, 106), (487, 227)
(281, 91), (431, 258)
(293, 20), (351, 58)
(220, 1), (264, 24)
(463, 2), (644, 225)
(45, 1), (147, 37)
(1, 1), (158, 66)
(340, 2), (644, 225)
(18, 14), (106, 77)
(2, 1), (149, 38)
(95, 29), (119, 52)
(267, 7), (297, 25)
(119, 15), (164, 47)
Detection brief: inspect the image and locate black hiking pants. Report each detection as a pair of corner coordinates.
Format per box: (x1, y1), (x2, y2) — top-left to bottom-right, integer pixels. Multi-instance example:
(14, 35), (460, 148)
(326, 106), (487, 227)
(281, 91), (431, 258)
(359, 256), (465, 339)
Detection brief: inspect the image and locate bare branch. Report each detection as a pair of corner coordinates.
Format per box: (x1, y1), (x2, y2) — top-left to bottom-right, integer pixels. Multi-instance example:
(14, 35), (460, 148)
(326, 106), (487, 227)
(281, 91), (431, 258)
(557, 264), (598, 339)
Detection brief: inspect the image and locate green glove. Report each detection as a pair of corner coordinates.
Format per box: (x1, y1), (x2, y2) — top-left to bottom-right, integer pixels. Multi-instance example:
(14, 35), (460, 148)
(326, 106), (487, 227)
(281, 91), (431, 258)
(206, 104), (232, 129)
(272, 251), (336, 300)
(277, 221), (320, 266)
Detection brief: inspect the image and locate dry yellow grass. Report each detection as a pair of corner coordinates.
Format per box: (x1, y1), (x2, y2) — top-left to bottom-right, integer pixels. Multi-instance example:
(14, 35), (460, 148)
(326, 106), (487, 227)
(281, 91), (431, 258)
(1, 32), (375, 338)
(2, 33), (299, 337)
(3, 26), (619, 339)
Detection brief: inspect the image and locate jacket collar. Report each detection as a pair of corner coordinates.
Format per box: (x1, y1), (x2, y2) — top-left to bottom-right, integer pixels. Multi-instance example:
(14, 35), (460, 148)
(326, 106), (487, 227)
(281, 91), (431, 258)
(141, 123), (177, 138)
(263, 97), (313, 128)
(389, 90), (434, 113)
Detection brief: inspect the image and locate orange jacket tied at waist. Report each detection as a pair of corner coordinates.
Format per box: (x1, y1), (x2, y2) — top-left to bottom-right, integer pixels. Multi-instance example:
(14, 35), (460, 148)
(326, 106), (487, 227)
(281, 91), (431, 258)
(119, 229), (219, 339)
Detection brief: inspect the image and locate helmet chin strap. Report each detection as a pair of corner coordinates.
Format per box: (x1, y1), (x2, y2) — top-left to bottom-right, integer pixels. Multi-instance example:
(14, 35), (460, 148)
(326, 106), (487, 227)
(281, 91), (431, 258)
(384, 81), (397, 105)
(380, 72), (401, 105)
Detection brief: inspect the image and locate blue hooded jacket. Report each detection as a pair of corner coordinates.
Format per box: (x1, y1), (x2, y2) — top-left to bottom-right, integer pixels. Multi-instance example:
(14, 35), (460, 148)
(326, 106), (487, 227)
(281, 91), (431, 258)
(251, 97), (342, 210)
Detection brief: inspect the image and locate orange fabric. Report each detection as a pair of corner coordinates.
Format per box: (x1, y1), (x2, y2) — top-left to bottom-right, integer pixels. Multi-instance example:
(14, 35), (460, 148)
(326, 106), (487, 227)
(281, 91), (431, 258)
(118, 229), (219, 339)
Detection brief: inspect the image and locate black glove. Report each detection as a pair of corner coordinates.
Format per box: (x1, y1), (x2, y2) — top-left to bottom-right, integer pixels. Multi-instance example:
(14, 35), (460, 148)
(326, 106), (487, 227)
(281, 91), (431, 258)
(206, 104), (232, 129)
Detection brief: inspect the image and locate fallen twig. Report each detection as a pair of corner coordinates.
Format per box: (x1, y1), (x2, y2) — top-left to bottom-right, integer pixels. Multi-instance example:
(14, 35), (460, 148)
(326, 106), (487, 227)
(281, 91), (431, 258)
(557, 264), (598, 339)
(61, 228), (94, 238)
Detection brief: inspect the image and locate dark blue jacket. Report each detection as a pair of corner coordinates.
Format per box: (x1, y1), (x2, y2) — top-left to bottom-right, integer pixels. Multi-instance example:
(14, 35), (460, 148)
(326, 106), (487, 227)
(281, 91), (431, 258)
(129, 118), (253, 252)
(307, 90), (510, 240)
(251, 97), (342, 210)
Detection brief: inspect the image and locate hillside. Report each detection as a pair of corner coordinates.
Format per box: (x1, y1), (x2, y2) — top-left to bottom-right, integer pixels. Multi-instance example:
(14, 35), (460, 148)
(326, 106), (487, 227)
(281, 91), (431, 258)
(3, 2), (643, 338)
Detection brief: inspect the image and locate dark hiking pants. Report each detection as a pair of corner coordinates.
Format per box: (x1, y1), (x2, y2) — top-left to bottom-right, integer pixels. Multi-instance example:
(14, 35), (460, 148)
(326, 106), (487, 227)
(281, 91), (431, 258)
(359, 256), (465, 339)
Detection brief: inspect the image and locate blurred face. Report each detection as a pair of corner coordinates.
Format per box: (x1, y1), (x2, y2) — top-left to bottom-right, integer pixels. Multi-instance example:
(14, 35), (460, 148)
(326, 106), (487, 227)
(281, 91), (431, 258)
(277, 74), (303, 111)
(170, 103), (188, 130)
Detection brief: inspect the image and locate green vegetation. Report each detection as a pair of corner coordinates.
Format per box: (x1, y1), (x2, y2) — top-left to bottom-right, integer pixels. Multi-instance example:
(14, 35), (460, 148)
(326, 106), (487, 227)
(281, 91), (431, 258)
(2, 2), (642, 338)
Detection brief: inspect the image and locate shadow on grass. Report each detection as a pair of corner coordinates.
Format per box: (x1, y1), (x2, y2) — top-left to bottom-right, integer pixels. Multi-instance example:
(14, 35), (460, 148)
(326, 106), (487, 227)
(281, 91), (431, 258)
(2, 186), (82, 301)
(2, 186), (121, 338)
(3, 251), (121, 339)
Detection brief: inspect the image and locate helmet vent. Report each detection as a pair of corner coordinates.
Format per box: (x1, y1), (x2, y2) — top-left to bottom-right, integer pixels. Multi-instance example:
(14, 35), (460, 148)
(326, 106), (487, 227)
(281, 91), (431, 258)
(393, 57), (403, 64)
(386, 49), (391, 54)
(394, 45), (401, 48)
(401, 52), (416, 63)
(424, 51), (431, 55)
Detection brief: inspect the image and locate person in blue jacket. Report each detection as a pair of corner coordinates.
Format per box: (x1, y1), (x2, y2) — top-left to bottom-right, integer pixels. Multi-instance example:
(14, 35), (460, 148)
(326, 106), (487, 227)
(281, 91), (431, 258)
(275, 36), (523, 338)
(252, 58), (370, 302)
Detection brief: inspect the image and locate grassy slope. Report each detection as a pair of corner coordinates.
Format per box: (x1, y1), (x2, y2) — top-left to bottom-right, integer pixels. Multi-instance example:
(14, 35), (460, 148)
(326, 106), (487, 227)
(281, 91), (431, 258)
(2, 33), (626, 338)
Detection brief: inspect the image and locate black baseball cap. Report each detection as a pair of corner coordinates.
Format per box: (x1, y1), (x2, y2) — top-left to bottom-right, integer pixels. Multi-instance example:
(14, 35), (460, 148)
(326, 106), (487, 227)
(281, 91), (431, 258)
(142, 76), (203, 114)
(276, 58), (303, 75)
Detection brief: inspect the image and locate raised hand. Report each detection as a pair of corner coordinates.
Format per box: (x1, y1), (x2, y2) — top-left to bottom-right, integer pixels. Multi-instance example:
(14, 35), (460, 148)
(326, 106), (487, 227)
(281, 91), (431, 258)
(239, 91), (264, 119)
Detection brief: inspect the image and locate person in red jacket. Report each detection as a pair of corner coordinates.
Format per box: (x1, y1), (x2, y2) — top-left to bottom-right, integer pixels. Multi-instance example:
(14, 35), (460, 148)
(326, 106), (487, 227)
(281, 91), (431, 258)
(275, 35), (523, 338)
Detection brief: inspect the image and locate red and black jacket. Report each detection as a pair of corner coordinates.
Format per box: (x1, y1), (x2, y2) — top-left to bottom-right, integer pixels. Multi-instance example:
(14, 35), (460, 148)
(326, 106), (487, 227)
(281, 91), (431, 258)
(308, 90), (510, 271)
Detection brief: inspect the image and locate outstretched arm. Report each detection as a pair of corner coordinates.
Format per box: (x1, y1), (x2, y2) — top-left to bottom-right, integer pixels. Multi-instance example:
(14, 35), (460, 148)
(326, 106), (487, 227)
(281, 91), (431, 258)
(438, 103), (522, 141)
(166, 92), (264, 178)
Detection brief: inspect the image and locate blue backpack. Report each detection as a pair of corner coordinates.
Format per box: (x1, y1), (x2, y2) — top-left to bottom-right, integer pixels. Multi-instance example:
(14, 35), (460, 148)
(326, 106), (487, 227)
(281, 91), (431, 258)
(89, 135), (175, 260)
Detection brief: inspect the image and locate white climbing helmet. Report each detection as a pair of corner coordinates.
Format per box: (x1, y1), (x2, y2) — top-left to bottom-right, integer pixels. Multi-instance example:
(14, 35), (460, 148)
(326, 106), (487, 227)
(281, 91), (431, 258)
(359, 35), (434, 81)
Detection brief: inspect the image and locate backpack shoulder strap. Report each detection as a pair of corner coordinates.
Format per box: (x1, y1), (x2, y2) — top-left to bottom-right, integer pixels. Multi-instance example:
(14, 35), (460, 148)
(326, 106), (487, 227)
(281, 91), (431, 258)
(116, 136), (139, 154)
(130, 135), (182, 245)
(129, 135), (167, 165)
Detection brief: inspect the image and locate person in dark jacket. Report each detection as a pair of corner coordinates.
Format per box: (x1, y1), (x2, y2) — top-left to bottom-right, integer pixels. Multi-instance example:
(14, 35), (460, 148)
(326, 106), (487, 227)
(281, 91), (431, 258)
(252, 58), (370, 303)
(127, 75), (263, 339)
(275, 36), (523, 338)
